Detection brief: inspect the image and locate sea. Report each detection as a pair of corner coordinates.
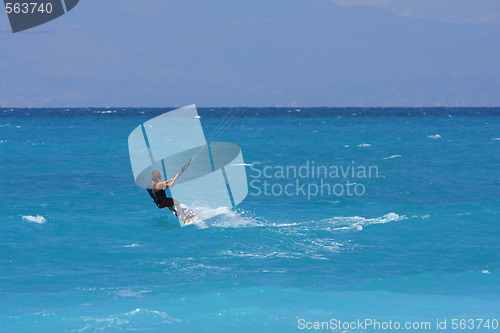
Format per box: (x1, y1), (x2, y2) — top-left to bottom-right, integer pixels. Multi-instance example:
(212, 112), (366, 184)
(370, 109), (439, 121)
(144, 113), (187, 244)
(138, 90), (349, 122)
(0, 107), (499, 332)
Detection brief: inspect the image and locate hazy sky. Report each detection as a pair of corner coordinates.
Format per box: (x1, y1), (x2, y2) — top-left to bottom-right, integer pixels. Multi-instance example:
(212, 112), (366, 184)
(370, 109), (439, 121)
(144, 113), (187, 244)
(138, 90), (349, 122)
(329, 0), (500, 24)
(1, 0), (499, 107)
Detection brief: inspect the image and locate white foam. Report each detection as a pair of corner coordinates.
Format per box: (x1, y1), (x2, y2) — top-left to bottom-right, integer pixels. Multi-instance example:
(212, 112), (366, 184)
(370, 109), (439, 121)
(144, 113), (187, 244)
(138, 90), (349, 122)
(428, 134), (441, 139)
(181, 263), (230, 272)
(309, 239), (344, 253)
(80, 308), (180, 331)
(93, 110), (115, 114)
(115, 289), (150, 297)
(195, 206), (263, 228)
(492, 138), (500, 141)
(194, 115), (201, 118)
(481, 270), (491, 275)
(325, 212), (406, 231)
(124, 243), (140, 248)
(357, 143), (371, 147)
(22, 215), (46, 224)
(0, 140), (8, 143)
(194, 205), (232, 217)
(382, 154), (402, 160)
(222, 250), (300, 259)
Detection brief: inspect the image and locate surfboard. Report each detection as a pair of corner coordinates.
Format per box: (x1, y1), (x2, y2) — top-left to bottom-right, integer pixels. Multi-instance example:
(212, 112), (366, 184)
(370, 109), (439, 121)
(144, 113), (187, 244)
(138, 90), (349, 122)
(174, 203), (200, 227)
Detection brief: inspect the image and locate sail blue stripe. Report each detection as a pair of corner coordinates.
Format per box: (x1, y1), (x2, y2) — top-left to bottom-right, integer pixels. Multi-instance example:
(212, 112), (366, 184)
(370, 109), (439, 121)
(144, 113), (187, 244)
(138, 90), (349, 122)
(207, 143), (215, 172)
(161, 159), (172, 197)
(221, 166), (235, 208)
(140, 124), (154, 164)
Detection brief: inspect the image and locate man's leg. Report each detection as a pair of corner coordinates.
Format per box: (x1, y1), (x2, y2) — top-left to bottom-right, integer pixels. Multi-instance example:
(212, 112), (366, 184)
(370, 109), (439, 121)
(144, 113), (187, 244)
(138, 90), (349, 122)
(167, 206), (177, 216)
(172, 199), (186, 221)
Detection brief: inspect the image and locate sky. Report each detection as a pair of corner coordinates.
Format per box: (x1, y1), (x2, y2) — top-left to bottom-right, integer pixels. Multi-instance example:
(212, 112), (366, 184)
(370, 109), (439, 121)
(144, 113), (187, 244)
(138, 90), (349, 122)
(1, 0), (499, 107)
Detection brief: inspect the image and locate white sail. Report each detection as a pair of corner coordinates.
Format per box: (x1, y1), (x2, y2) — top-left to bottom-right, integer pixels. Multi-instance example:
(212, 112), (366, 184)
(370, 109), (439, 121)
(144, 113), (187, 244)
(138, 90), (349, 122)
(128, 105), (248, 220)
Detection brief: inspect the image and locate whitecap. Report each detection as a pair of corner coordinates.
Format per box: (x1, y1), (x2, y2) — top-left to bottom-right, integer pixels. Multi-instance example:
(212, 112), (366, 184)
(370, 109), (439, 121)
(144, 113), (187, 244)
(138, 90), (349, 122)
(124, 243), (140, 248)
(492, 138), (500, 141)
(271, 222), (301, 227)
(325, 212), (406, 231)
(382, 154), (402, 160)
(357, 143), (371, 147)
(195, 206), (263, 228)
(0, 140), (8, 144)
(22, 215), (46, 224)
(221, 250), (300, 259)
(181, 263), (230, 273)
(481, 270), (491, 275)
(80, 308), (180, 331)
(428, 134), (441, 139)
(194, 115), (201, 118)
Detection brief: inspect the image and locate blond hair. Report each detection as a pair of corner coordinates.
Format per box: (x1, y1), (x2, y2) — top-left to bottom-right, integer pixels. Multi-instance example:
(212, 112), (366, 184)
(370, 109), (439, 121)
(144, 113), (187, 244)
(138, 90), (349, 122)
(151, 170), (162, 182)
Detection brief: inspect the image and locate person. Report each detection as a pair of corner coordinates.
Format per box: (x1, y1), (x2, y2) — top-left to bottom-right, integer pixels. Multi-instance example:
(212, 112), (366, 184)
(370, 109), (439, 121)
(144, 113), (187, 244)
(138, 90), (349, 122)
(146, 170), (186, 221)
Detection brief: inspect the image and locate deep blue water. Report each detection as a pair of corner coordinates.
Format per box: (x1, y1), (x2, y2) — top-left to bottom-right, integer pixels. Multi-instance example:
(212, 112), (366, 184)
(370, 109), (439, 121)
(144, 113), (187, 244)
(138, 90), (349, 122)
(0, 108), (499, 332)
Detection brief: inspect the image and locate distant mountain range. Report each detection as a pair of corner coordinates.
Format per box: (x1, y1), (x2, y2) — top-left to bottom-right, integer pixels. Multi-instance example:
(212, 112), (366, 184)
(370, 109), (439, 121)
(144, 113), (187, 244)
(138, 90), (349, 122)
(1, 0), (499, 107)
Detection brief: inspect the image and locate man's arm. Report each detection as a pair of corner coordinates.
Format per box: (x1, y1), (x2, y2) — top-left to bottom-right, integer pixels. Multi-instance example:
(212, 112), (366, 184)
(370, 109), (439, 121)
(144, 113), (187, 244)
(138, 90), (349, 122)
(154, 176), (178, 190)
(165, 175), (179, 188)
(154, 181), (168, 190)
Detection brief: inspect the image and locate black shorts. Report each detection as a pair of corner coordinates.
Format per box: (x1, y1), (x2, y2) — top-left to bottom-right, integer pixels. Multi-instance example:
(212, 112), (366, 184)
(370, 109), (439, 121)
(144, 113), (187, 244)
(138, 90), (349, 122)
(156, 198), (174, 208)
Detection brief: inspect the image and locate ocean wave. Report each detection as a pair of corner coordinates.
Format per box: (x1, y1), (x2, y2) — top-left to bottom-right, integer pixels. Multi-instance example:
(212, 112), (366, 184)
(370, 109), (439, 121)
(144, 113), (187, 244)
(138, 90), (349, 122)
(323, 212), (407, 231)
(79, 308), (180, 331)
(194, 207), (405, 233)
(124, 243), (141, 248)
(219, 230), (346, 260)
(382, 154), (402, 159)
(221, 249), (301, 259)
(357, 143), (371, 147)
(428, 134), (441, 139)
(93, 110), (116, 114)
(22, 215), (46, 224)
(180, 263), (230, 273)
(115, 288), (151, 297)
(308, 238), (344, 253)
(195, 206), (263, 228)
(492, 138), (500, 141)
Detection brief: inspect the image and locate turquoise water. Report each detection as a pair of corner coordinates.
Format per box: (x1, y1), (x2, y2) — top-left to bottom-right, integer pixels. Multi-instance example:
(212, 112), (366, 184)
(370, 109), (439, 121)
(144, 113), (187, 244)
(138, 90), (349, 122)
(0, 108), (499, 332)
